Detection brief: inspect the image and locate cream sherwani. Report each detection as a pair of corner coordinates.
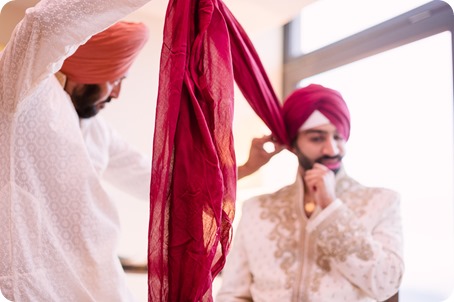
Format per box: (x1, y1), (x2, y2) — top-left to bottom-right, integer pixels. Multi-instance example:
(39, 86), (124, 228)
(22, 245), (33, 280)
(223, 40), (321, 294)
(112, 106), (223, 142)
(217, 169), (404, 302)
(0, 0), (149, 300)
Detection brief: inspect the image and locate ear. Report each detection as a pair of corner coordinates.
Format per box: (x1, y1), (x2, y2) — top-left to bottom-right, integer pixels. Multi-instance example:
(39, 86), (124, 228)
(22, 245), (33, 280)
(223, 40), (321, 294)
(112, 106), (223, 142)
(290, 133), (303, 153)
(290, 140), (299, 155)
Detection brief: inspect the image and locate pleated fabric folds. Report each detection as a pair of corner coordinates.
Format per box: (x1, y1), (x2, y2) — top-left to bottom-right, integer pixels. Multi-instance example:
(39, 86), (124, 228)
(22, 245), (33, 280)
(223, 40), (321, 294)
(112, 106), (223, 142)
(148, 1), (288, 300)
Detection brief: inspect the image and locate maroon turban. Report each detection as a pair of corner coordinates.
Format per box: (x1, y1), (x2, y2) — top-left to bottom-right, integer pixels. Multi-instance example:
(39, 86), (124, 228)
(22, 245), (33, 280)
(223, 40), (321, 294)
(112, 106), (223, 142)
(60, 21), (149, 84)
(282, 84), (351, 143)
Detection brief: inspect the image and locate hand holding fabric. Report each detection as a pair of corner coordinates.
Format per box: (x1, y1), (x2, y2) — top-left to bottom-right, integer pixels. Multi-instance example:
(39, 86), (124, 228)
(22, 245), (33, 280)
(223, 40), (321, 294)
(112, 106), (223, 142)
(238, 135), (284, 179)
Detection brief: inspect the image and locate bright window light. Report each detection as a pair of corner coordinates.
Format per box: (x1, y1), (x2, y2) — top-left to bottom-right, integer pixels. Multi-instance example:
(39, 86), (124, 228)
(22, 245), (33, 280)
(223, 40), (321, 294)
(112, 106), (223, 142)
(299, 0), (431, 53)
(0, 1), (8, 11)
(298, 32), (454, 301)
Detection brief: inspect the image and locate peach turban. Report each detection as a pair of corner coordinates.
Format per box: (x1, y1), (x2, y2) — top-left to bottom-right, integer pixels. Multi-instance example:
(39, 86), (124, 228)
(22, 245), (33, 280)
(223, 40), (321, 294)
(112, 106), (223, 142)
(282, 84), (351, 142)
(60, 21), (149, 84)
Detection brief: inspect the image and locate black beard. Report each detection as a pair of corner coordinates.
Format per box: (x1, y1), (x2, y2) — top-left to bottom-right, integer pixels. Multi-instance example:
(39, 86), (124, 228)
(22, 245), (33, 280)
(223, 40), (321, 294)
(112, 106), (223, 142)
(70, 84), (111, 118)
(294, 145), (342, 174)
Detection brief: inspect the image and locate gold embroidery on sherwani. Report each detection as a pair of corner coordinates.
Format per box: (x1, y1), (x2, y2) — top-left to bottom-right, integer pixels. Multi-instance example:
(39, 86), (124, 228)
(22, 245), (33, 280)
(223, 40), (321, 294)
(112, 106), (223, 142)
(315, 208), (374, 272)
(335, 173), (380, 218)
(305, 172), (376, 272)
(310, 268), (324, 292)
(259, 185), (298, 289)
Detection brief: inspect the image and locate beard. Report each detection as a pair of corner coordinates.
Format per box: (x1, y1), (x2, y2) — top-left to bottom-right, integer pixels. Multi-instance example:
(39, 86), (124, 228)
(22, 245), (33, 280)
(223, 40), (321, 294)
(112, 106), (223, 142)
(294, 145), (343, 174)
(70, 84), (111, 118)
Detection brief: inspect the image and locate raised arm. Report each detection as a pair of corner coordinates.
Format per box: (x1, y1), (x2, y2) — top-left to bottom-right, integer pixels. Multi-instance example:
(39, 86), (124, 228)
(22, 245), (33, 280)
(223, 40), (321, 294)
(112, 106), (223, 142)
(0, 0), (150, 110)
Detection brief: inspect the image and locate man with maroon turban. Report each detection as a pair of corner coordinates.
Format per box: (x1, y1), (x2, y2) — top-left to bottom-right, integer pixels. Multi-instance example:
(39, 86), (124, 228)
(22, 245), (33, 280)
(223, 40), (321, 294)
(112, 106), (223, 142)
(217, 84), (404, 302)
(0, 0), (153, 300)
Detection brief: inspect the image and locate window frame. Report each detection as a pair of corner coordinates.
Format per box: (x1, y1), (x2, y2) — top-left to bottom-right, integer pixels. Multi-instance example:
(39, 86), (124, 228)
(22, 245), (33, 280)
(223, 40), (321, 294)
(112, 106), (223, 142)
(283, 0), (454, 96)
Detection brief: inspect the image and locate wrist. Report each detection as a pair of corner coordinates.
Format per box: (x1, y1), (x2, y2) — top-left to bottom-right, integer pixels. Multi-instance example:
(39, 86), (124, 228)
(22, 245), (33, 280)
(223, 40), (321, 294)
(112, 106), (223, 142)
(238, 162), (256, 180)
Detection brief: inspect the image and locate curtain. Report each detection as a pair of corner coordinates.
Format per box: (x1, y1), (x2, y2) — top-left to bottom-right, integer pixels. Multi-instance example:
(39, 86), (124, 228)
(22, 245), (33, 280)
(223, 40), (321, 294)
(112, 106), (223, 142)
(148, 0), (288, 300)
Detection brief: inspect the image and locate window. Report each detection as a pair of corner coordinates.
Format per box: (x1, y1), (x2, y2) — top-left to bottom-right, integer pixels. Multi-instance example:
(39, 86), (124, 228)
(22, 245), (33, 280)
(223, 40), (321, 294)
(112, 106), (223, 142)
(298, 0), (430, 53)
(301, 32), (454, 300)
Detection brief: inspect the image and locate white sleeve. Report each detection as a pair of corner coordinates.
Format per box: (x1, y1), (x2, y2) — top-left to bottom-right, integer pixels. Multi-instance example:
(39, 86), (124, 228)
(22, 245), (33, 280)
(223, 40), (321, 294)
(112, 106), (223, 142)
(104, 123), (152, 201)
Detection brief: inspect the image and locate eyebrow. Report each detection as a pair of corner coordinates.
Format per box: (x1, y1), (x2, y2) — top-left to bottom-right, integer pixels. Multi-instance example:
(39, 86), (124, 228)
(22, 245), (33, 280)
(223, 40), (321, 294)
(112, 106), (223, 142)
(303, 129), (329, 135)
(302, 129), (341, 137)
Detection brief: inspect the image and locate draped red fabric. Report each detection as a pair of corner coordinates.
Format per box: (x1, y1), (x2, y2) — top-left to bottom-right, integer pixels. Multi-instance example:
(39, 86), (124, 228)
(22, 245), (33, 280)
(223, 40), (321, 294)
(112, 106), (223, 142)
(219, 3), (289, 146)
(148, 0), (287, 300)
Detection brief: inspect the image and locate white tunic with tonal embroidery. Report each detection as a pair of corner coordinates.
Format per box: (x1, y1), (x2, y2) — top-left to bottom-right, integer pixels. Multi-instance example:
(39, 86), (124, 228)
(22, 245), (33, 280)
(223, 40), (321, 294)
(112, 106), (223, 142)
(0, 0), (149, 301)
(80, 116), (151, 201)
(217, 169), (404, 302)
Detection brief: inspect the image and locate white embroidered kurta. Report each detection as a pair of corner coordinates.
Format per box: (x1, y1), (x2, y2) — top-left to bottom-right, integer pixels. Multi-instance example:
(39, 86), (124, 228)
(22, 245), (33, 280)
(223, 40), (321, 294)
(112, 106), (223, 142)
(80, 116), (151, 201)
(217, 169), (404, 302)
(0, 0), (149, 300)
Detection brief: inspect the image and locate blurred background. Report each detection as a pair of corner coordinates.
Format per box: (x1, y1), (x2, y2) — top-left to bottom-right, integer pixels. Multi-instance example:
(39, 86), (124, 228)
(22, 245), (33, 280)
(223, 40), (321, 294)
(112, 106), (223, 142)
(1, 0), (454, 301)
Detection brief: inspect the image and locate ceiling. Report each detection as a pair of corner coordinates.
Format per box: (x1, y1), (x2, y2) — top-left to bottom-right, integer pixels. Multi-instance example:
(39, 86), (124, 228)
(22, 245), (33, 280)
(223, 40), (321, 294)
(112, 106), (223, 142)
(1, 0), (314, 43)
(136, 0), (313, 33)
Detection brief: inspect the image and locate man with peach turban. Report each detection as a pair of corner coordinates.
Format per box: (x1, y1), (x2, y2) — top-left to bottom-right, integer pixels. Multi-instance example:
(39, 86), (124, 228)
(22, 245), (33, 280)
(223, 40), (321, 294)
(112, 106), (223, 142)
(0, 0), (153, 300)
(217, 84), (404, 302)
(61, 21), (149, 118)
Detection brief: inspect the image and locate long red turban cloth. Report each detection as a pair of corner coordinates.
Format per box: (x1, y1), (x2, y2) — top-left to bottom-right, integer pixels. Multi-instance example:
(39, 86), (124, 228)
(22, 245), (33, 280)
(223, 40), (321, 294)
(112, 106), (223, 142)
(148, 0), (288, 301)
(282, 84), (351, 143)
(60, 21), (149, 84)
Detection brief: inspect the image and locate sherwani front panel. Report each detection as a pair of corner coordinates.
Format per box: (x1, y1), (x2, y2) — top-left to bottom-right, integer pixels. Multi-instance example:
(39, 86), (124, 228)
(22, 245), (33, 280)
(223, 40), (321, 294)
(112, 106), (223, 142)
(217, 170), (404, 302)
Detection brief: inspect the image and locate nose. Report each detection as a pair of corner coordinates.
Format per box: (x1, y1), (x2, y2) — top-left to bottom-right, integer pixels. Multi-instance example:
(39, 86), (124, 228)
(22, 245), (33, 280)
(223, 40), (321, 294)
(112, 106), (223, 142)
(322, 136), (339, 156)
